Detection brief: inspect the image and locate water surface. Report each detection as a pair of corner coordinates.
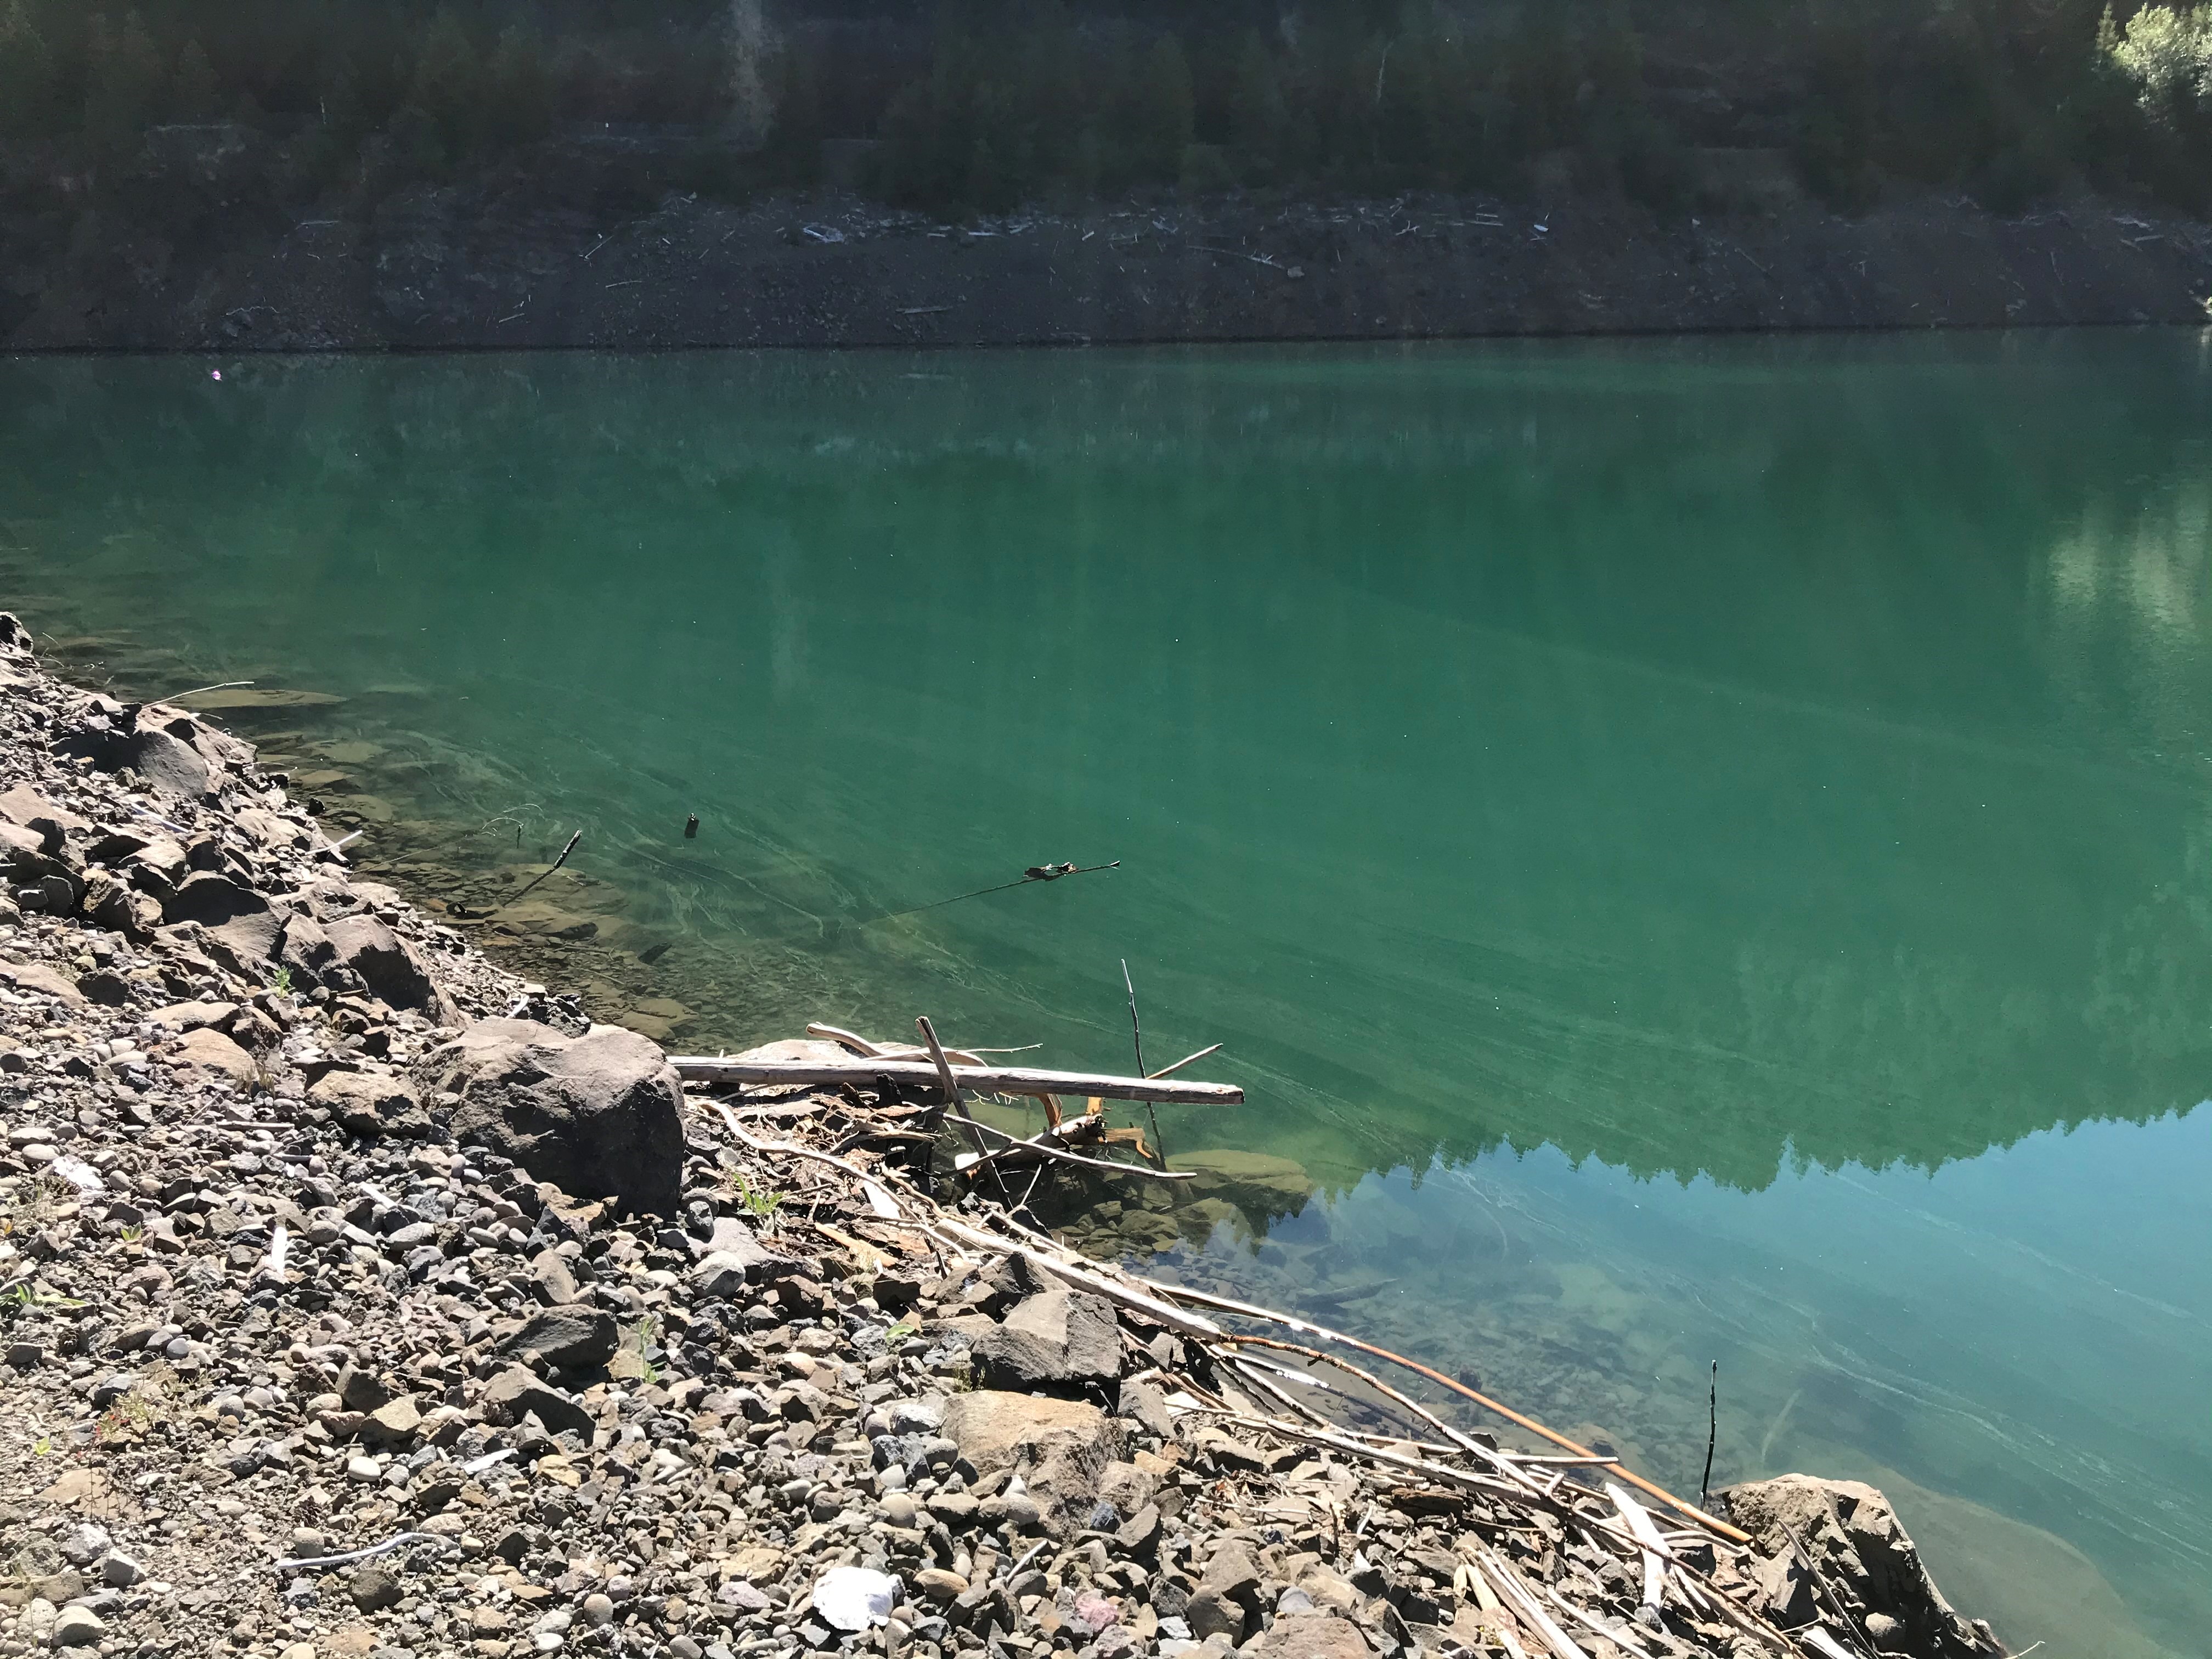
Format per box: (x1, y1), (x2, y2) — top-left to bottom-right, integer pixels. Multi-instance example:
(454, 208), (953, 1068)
(4, 336), (2211, 1654)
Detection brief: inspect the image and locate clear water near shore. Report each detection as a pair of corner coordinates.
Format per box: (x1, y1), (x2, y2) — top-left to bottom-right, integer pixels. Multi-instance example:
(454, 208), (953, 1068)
(3, 335), (2211, 1655)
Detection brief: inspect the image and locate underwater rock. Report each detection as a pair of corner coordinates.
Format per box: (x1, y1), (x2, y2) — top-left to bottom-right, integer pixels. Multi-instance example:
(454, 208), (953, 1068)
(1720, 1474), (2005, 1658)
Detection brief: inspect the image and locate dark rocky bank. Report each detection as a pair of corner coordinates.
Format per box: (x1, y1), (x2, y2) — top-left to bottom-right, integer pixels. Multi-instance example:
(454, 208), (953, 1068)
(10, 147), (2212, 351)
(0, 612), (2009, 1659)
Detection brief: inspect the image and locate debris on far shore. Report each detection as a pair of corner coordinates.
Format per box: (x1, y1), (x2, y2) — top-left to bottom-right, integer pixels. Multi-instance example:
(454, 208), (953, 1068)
(0, 612), (2007, 1659)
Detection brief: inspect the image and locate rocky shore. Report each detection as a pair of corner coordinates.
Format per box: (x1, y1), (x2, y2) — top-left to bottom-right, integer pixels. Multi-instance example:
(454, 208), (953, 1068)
(0, 614), (2008, 1659)
(9, 173), (2212, 352)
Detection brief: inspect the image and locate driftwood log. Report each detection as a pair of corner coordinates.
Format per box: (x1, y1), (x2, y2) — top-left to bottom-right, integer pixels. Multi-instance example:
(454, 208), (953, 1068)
(669, 1053), (1242, 1105)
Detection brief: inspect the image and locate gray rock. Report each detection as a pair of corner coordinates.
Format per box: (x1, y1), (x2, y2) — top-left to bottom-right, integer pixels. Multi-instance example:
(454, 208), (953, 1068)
(499, 1304), (617, 1370)
(971, 1287), (1121, 1391)
(326, 914), (452, 1020)
(429, 1019), (686, 1217)
(336, 1365), (392, 1413)
(50, 1605), (107, 1647)
(528, 1248), (579, 1306)
(349, 1564), (403, 1612)
(480, 1364), (594, 1438)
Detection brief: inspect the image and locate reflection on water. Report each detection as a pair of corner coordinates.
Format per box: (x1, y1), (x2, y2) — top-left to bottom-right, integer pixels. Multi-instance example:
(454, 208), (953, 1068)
(4, 335), (2212, 1652)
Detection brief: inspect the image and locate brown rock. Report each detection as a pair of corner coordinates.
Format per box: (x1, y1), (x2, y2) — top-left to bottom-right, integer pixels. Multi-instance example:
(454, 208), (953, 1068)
(308, 1069), (429, 1137)
(1238, 1612), (1373, 1658)
(0, 959), (82, 1006)
(941, 1390), (1126, 1537)
(1722, 1475), (2001, 1659)
(176, 1027), (259, 1084)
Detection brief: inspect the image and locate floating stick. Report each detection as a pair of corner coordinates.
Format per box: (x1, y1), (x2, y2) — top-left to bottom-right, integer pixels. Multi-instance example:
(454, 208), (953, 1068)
(1702, 1360), (1718, 1511)
(866, 860), (1119, 925)
(502, 829), (582, 908)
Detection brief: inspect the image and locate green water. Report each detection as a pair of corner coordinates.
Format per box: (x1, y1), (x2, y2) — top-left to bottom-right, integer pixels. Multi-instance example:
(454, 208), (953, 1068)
(4, 335), (2212, 1654)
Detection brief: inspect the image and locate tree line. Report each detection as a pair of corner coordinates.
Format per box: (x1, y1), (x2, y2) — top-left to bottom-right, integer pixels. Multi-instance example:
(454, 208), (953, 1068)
(3, 0), (2212, 216)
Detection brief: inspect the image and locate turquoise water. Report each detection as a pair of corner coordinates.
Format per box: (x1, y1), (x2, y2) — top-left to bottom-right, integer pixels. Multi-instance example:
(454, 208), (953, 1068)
(4, 335), (2212, 1652)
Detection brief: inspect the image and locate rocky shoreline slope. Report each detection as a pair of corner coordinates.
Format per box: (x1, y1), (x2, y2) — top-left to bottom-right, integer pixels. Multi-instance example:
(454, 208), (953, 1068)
(0, 617), (2007, 1659)
(9, 181), (2212, 352)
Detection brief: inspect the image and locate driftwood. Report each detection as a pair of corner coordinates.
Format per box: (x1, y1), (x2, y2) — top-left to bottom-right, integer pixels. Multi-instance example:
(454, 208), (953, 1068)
(693, 1048), (1849, 1658)
(1134, 1274), (1751, 1545)
(670, 1053), (1242, 1105)
(951, 1115), (1195, 1181)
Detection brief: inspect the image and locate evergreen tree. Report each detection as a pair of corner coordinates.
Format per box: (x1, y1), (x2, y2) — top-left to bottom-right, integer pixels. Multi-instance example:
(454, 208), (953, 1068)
(1133, 31), (1192, 180)
(0, 0), (63, 140)
(82, 9), (163, 156)
(1228, 28), (1284, 174)
(486, 23), (554, 148)
(410, 8), (481, 159)
(172, 37), (217, 122)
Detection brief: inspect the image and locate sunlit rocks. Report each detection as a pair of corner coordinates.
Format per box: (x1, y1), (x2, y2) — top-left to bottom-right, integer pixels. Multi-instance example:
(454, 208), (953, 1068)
(426, 1017), (686, 1217)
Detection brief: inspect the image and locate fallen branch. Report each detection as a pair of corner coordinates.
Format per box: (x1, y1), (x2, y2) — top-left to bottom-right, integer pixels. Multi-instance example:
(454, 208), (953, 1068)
(273, 1530), (443, 1573)
(1138, 1274), (1749, 1544)
(670, 1053), (1240, 1105)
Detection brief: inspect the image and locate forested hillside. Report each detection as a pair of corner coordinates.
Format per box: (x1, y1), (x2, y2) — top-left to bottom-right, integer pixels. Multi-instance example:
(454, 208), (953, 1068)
(5, 0), (2212, 217)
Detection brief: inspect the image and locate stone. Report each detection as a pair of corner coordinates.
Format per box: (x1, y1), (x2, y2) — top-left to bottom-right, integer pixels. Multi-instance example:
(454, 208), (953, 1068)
(1721, 1476), (1996, 1659)
(349, 1564), (404, 1612)
(326, 914), (452, 1019)
(430, 1019), (686, 1217)
(811, 1566), (898, 1632)
(911, 1567), (969, 1601)
(164, 871), (271, 931)
(50, 1605), (107, 1647)
(337, 1365), (393, 1412)
(1234, 1612), (1373, 1658)
(499, 1304), (617, 1370)
(0, 958), (82, 1006)
(479, 1365), (595, 1438)
(971, 1287), (1122, 1391)
(176, 1026), (259, 1084)
(150, 1000), (238, 1032)
(0, 782), (88, 839)
(362, 1397), (424, 1446)
(101, 1551), (145, 1587)
(308, 1069), (430, 1138)
(527, 1249), (578, 1306)
(940, 1390), (1126, 1537)
(122, 728), (214, 798)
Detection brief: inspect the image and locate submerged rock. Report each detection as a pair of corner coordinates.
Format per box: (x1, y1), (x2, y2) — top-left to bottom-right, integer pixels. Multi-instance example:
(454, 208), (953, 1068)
(1721, 1474), (2006, 1657)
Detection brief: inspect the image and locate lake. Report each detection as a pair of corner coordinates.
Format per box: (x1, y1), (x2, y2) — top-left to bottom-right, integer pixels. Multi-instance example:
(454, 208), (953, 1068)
(3, 334), (2209, 1656)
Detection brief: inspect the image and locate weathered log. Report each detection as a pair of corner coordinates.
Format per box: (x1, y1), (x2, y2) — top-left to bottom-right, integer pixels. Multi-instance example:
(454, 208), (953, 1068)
(669, 1053), (1242, 1105)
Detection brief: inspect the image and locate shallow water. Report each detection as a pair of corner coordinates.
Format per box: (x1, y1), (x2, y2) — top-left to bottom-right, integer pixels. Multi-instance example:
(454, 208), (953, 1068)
(4, 335), (2212, 1653)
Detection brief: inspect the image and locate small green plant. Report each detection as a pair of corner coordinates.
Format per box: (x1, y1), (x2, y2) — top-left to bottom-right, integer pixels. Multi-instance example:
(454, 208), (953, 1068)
(625, 1315), (663, 1386)
(884, 1317), (921, 1345)
(31, 1435), (50, 1457)
(730, 1173), (786, 1227)
(117, 1223), (143, 1244)
(269, 967), (293, 996)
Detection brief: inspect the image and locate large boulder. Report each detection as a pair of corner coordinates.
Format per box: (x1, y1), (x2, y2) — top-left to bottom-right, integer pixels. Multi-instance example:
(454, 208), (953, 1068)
(427, 1019), (685, 1218)
(941, 1390), (1127, 1537)
(972, 1287), (1122, 1392)
(323, 914), (453, 1022)
(1720, 1476), (2004, 1659)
